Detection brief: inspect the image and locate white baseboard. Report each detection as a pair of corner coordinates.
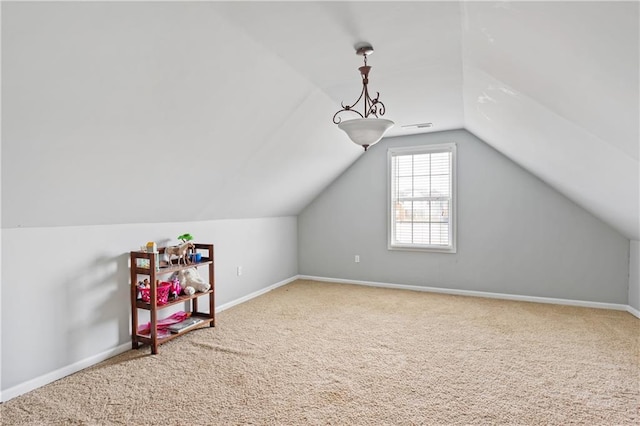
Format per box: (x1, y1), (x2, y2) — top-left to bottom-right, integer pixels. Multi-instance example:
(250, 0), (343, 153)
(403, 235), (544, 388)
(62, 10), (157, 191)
(627, 305), (640, 319)
(1, 275), (300, 403)
(298, 275), (633, 313)
(216, 275), (299, 313)
(1, 342), (131, 402)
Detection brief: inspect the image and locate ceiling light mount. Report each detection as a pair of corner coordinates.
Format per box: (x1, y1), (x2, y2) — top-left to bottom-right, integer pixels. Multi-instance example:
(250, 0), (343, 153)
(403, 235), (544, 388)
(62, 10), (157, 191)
(354, 42), (374, 57)
(333, 43), (394, 151)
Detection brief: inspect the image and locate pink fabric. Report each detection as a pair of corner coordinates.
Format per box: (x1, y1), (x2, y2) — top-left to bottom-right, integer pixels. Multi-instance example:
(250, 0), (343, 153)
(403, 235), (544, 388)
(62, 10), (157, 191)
(137, 311), (189, 335)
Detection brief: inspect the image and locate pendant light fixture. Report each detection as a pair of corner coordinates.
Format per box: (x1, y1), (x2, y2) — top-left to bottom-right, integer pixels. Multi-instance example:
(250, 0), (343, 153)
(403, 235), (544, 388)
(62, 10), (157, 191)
(332, 43), (394, 151)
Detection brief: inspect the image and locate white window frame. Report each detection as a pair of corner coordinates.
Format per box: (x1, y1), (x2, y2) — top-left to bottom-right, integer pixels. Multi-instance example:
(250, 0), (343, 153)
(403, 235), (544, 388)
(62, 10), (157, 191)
(387, 143), (457, 253)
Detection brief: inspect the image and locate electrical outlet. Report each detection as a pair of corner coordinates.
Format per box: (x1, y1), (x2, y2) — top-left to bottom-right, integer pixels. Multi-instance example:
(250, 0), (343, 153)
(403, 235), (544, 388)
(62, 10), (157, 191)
(355, 255), (360, 263)
(237, 266), (242, 276)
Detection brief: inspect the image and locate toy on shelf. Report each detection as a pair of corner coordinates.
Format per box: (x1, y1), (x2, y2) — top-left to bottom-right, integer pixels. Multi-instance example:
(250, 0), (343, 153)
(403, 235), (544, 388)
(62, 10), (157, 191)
(170, 267), (210, 294)
(177, 233), (193, 243)
(165, 242), (195, 266)
(137, 242), (160, 271)
(136, 279), (150, 299)
(169, 277), (182, 299)
(140, 281), (171, 305)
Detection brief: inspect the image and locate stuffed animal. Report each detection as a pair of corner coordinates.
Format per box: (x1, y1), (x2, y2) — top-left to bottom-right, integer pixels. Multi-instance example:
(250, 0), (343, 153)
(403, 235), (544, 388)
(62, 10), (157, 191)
(182, 286), (196, 296)
(170, 267), (210, 294)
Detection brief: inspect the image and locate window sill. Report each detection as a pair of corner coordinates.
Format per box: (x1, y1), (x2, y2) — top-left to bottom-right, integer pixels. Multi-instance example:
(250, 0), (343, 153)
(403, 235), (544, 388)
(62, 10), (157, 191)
(388, 244), (457, 254)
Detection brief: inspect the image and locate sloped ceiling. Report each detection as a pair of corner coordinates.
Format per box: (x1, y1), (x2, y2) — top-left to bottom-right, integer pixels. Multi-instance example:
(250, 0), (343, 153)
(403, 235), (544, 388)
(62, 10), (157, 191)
(461, 1), (639, 240)
(2, 1), (638, 239)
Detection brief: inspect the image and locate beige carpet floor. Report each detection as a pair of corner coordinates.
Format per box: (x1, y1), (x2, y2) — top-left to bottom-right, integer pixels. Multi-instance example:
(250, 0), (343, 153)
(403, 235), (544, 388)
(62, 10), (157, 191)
(2, 280), (638, 425)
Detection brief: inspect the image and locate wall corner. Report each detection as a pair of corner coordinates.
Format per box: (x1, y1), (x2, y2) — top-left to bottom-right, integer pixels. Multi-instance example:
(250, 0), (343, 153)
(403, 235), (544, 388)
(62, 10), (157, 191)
(628, 240), (640, 311)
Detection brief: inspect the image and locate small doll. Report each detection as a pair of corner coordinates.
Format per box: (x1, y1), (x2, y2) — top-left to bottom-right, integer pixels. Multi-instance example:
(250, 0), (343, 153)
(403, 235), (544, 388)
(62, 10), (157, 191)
(169, 277), (182, 299)
(136, 279), (150, 299)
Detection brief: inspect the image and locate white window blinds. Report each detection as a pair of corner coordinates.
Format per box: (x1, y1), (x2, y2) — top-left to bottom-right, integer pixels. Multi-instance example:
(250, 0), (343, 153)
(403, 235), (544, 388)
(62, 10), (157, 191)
(388, 144), (456, 252)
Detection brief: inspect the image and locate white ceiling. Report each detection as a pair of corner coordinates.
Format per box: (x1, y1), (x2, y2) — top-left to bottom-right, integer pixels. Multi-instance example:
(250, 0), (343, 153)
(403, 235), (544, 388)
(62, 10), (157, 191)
(2, 1), (638, 239)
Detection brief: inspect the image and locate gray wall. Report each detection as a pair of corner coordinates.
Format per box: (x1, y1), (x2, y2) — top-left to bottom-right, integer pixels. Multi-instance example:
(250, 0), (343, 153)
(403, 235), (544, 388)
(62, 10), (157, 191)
(1, 216), (297, 394)
(629, 240), (640, 310)
(299, 129), (630, 303)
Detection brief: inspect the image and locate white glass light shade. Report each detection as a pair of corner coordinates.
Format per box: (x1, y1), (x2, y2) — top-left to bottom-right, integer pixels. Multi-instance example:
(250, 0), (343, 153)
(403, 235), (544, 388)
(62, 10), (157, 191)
(338, 118), (394, 149)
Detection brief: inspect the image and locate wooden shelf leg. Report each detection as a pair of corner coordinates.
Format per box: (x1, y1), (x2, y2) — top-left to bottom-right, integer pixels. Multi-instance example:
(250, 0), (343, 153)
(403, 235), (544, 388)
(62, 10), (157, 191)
(209, 244), (215, 327)
(130, 253), (140, 349)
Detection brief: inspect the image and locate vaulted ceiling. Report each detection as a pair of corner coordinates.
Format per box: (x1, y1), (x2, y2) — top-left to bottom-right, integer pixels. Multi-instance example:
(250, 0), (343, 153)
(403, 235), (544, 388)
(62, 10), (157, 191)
(2, 1), (638, 239)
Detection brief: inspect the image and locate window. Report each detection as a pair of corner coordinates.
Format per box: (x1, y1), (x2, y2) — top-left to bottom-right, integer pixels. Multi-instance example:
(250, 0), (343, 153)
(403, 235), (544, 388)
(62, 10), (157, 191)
(388, 143), (456, 252)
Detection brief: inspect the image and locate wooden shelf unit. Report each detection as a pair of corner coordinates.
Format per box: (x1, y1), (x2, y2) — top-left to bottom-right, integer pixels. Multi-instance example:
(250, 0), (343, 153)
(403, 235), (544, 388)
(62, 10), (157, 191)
(130, 243), (215, 354)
